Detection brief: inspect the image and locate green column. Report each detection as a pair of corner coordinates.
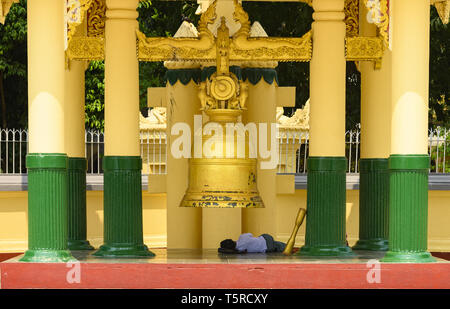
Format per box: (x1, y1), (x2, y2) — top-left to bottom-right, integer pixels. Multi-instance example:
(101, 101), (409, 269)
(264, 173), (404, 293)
(20, 153), (75, 262)
(353, 159), (389, 251)
(93, 156), (154, 258)
(381, 155), (435, 263)
(299, 157), (353, 257)
(67, 157), (94, 250)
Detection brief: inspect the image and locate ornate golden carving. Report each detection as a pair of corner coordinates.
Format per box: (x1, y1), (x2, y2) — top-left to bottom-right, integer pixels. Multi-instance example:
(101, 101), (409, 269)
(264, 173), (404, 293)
(344, 0), (359, 37)
(87, 0), (106, 37)
(66, 36), (104, 61)
(140, 107), (167, 129)
(345, 36), (384, 68)
(277, 99), (310, 131)
(363, 0), (389, 47)
(230, 0), (312, 62)
(66, 0), (94, 47)
(137, 0), (312, 63)
(137, 0), (216, 62)
(199, 17), (248, 112)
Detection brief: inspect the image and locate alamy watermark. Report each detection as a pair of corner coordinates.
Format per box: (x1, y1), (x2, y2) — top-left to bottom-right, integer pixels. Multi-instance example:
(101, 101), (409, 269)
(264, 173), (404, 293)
(366, 259), (381, 284)
(171, 115), (279, 170)
(66, 261), (81, 284)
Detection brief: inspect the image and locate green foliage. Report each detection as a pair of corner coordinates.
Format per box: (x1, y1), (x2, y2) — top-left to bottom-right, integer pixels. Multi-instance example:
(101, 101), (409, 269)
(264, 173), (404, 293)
(84, 0), (198, 129)
(429, 7), (449, 128)
(137, 0), (198, 111)
(0, 0), (27, 128)
(243, 2), (312, 114)
(85, 60), (105, 131)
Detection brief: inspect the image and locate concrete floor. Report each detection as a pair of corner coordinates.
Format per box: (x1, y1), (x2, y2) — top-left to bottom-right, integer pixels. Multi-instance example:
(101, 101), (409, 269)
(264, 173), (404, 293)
(6, 248), (444, 264)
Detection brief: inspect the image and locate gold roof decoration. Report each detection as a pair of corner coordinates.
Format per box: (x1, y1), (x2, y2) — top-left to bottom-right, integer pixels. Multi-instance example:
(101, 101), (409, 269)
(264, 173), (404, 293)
(66, 0), (94, 50)
(87, 0), (106, 38)
(240, 21), (278, 68)
(363, 0), (389, 48)
(345, 0), (360, 37)
(230, 0), (312, 62)
(138, 0), (312, 63)
(137, 0), (217, 62)
(163, 21), (203, 69)
(67, 0), (105, 61)
(432, 0), (450, 24)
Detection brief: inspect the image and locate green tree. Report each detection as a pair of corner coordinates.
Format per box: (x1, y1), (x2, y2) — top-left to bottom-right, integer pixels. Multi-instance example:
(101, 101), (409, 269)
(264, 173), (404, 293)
(0, 0), (27, 129)
(85, 0), (198, 130)
(137, 0), (198, 111)
(429, 6), (449, 128)
(85, 60), (105, 130)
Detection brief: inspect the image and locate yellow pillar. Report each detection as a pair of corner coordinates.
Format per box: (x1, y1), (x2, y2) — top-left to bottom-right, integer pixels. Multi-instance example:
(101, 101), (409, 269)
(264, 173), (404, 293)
(360, 22), (391, 159)
(65, 24), (86, 158)
(64, 22), (94, 251)
(353, 2), (391, 251)
(390, 0), (429, 155)
(309, 0), (346, 158)
(104, 0), (140, 157)
(381, 0), (434, 263)
(242, 71), (277, 238)
(64, 60), (86, 157)
(28, 0), (65, 153)
(300, 0), (352, 257)
(94, 0), (154, 258)
(360, 49), (392, 159)
(166, 68), (202, 249)
(21, 0), (74, 262)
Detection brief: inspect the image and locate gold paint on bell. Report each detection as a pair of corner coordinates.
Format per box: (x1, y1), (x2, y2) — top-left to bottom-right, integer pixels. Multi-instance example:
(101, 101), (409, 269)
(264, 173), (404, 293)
(180, 110), (264, 208)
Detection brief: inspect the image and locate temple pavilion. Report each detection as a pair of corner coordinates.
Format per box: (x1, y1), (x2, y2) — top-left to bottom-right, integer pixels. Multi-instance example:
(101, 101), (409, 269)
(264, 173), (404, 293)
(0, 0), (448, 264)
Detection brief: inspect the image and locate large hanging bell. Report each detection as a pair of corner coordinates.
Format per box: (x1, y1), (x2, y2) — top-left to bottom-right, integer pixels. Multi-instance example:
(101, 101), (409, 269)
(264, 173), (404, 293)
(180, 109), (264, 208)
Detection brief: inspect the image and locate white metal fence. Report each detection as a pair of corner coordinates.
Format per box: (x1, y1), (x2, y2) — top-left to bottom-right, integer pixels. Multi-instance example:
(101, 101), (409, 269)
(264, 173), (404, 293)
(0, 127), (448, 175)
(277, 127), (361, 174)
(0, 129), (28, 174)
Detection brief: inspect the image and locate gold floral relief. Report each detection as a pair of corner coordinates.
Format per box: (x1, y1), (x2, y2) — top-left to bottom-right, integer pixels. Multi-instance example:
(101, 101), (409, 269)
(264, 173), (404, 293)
(345, 36), (384, 69)
(87, 0), (106, 38)
(67, 0), (94, 47)
(67, 36), (104, 61)
(363, 0), (389, 47)
(137, 0), (312, 63)
(344, 0), (359, 37)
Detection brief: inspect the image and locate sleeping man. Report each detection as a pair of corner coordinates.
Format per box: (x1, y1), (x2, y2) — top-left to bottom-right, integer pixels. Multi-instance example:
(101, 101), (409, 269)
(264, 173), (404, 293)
(218, 233), (286, 254)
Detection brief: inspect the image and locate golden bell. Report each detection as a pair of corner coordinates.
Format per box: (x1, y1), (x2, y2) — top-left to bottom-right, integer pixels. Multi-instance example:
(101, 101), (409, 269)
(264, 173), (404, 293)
(180, 109), (264, 208)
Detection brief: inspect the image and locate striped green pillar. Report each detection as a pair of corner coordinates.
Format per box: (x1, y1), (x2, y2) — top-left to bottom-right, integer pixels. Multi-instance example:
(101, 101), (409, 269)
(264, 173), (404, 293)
(93, 156), (154, 258)
(67, 157), (94, 250)
(20, 153), (75, 262)
(381, 155), (435, 263)
(353, 159), (389, 251)
(299, 157), (353, 256)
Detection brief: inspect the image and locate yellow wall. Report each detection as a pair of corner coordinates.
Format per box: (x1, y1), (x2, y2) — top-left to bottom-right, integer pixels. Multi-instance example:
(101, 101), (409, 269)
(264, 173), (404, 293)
(0, 188), (449, 253)
(0, 191), (167, 253)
